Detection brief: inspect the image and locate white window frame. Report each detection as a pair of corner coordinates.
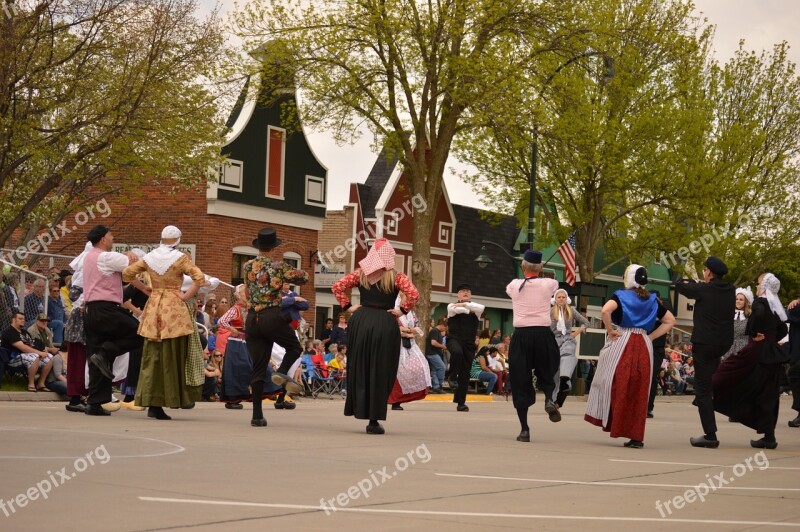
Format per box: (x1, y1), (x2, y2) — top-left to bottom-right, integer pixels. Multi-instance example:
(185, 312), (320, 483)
(431, 259), (447, 287)
(265, 125), (286, 200)
(385, 211), (399, 236)
(218, 158), (243, 192)
(283, 251), (302, 295)
(437, 222), (453, 245)
(304, 175), (326, 207)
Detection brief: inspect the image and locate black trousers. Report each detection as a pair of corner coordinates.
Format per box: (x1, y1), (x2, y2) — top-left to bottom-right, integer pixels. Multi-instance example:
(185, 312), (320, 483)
(447, 337), (476, 406)
(788, 358), (800, 413)
(648, 347), (666, 412)
(83, 301), (144, 406)
(508, 326), (559, 409)
(692, 342), (730, 435)
(245, 307), (302, 387)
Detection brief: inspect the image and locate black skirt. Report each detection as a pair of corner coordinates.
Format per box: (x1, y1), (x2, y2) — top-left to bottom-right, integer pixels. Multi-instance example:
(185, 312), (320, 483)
(344, 306), (401, 420)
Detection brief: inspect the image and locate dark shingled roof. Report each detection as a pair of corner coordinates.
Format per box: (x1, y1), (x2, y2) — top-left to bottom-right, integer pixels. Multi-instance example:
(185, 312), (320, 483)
(358, 145), (400, 219)
(452, 204), (520, 299)
(225, 76), (251, 129)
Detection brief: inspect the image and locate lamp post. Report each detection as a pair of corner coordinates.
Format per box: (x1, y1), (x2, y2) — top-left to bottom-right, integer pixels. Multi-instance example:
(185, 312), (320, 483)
(474, 240), (522, 269)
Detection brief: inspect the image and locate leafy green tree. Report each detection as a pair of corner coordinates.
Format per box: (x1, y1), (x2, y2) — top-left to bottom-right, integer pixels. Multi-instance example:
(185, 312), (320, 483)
(0, 0), (228, 249)
(234, 0), (599, 325)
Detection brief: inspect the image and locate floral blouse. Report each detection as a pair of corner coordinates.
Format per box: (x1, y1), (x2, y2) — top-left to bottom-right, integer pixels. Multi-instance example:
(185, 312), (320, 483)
(243, 256), (308, 312)
(331, 269), (419, 313)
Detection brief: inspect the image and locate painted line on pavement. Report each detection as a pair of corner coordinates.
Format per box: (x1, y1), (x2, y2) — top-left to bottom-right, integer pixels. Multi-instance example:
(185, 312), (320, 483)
(138, 496), (800, 527)
(434, 472), (800, 491)
(609, 458), (800, 470)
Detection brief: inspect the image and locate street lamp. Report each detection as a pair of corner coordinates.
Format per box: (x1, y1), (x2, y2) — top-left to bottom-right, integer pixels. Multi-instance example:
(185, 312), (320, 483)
(474, 240), (522, 269)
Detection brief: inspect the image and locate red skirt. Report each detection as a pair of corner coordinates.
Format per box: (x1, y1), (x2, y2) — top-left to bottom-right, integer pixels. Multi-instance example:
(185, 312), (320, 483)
(585, 334), (650, 441)
(387, 379), (428, 405)
(66, 342), (88, 397)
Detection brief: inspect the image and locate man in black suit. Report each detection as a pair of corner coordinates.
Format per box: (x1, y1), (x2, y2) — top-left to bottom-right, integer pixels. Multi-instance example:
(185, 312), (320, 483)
(674, 256), (735, 448)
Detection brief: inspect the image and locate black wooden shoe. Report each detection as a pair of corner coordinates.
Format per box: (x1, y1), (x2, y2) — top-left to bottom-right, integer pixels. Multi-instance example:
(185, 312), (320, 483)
(456, 404), (469, 412)
(251, 418), (267, 427)
(624, 439), (644, 448)
(750, 438), (777, 449)
(544, 400), (561, 423)
(689, 435), (719, 448)
(391, 404), (404, 411)
(366, 423), (385, 434)
(516, 430), (530, 442)
(788, 415), (800, 428)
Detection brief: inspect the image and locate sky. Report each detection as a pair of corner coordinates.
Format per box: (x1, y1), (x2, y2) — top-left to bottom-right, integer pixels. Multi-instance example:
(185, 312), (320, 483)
(199, 0), (800, 211)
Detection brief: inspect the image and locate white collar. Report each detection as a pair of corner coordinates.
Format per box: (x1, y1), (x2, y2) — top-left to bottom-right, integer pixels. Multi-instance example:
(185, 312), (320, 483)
(143, 245), (184, 276)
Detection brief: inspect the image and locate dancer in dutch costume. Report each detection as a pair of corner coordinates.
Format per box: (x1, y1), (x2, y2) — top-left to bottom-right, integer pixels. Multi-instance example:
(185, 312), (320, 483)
(388, 291), (431, 410)
(585, 264), (675, 448)
(721, 287), (753, 361)
(549, 288), (590, 407)
(331, 238), (419, 434)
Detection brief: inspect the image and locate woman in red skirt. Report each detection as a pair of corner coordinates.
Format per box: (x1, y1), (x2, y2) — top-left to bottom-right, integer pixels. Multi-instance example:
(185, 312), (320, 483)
(585, 264), (675, 448)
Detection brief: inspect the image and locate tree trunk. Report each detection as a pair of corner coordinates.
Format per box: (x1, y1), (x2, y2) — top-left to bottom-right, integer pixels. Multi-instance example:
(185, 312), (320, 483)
(411, 193), (434, 343)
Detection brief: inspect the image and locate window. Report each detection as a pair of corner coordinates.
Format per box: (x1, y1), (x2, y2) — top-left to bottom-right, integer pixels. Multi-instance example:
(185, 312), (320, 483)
(394, 255), (405, 274)
(283, 252), (302, 294)
(305, 175), (325, 206)
(438, 222), (452, 245)
(431, 259), (447, 287)
(385, 212), (399, 236)
(265, 126), (286, 199)
(219, 159), (243, 191)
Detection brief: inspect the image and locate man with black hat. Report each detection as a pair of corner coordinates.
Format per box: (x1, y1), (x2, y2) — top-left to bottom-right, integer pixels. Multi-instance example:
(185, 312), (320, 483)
(243, 228), (308, 427)
(82, 225), (147, 416)
(674, 256), (735, 448)
(447, 283), (485, 412)
(506, 249), (562, 442)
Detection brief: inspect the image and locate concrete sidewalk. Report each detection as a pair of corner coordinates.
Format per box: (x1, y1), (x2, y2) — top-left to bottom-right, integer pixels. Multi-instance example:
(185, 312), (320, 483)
(2, 396), (798, 531)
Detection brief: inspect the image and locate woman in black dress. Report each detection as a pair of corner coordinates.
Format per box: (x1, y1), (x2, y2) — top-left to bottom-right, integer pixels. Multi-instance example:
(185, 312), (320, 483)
(713, 273), (788, 449)
(331, 239), (419, 434)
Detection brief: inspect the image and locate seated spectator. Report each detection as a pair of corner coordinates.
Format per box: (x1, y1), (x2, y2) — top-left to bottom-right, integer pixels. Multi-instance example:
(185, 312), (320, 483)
(44, 352), (67, 396)
(46, 282), (65, 346)
(489, 329), (502, 345)
(327, 343), (338, 357)
(2, 311), (53, 391)
(682, 356), (695, 388)
(487, 344), (508, 394)
(657, 368), (669, 395)
(27, 313), (60, 357)
(470, 346), (498, 394)
(310, 350), (329, 378)
(668, 361), (686, 395)
(202, 350), (222, 401)
(23, 278), (46, 328)
(328, 351), (346, 377)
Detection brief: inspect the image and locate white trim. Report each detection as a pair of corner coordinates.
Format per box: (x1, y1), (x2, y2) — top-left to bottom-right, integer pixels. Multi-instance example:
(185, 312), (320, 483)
(394, 254), (405, 274)
(207, 199), (324, 231)
(438, 183), (457, 252)
(283, 252), (302, 295)
(222, 81), (258, 147)
(265, 125), (286, 200)
(374, 162), (405, 224)
(437, 221), (453, 247)
(304, 175), (326, 207)
(219, 158), (243, 192)
(349, 202), (359, 273)
(232, 245), (258, 256)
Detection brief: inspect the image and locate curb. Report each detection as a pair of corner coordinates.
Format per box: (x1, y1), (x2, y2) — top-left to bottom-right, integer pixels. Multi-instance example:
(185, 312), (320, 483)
(0, 391), (65, 402)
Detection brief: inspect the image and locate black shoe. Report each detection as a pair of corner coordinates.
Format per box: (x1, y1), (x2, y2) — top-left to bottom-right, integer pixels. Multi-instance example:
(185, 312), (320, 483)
(251, 418), (267, 427)
(431, 388), (443, 394)
(728, 416), (737, 422)
(392, 404), (404, 411)
(690, 435), (720, 448)
(366, 423), (385, 434)
(225, 402), (243, 410)
(89, 353), (114, 380)
(147, 407), (172, 420)
(85, 404), (110, 416)
(750, 438), (778, 449)
(624, 440), (644, 448)
(544, 400), (561, 423)
(271, 372), (304, 395)
(646, 411), (654, 419)
(516, 430), (530, 442)
(456, 404), (469, 412)
(66, 404), (86, 413)
(180, 402), (195, 409)
(274, 401), (296, 410)
(788, 415), (800, 428)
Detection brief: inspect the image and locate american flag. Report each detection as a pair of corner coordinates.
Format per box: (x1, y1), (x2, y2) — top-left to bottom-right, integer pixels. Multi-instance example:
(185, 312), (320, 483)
(557, 232), (577, 286)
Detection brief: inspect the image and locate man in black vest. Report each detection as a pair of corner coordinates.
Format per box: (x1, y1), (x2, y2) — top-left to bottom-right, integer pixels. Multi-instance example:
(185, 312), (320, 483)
(447, 283), (485, 412)
(674, 256), (735, 448)
(786, 295), (800, 428)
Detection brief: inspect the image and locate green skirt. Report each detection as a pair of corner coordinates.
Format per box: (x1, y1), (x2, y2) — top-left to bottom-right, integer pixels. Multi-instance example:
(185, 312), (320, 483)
(135, 335), (202, 408)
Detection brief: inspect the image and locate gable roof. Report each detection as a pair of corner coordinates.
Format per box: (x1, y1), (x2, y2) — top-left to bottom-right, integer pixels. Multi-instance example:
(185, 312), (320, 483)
(452, 204), (519, 299)
(359, 146), (400, 218)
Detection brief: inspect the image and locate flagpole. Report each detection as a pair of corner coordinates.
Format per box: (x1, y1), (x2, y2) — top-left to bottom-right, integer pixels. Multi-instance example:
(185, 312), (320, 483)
(541, 248), (561, 267)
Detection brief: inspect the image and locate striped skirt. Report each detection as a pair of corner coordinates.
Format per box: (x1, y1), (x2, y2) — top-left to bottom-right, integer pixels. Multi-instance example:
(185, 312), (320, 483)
(585, 328), (652, 441)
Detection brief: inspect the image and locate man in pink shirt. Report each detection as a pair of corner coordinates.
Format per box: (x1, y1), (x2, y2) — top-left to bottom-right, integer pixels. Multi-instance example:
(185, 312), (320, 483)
(506, 249), (561, 442)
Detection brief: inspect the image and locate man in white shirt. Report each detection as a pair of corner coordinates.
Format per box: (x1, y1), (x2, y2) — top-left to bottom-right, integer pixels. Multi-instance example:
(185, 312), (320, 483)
(83, 225), (147, 416)
(506, 249), (561, 443)
(447, 283), (485, 412)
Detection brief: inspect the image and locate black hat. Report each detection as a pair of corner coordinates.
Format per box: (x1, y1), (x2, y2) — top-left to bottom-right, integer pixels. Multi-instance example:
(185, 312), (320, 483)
(252, 227), (282, 250)
(523, 249), (542, 264)
(87, 225), (110, 245)
(704, 256), (728, 276)
(455, 283), (471, 292)
(634, 266), (648, 286)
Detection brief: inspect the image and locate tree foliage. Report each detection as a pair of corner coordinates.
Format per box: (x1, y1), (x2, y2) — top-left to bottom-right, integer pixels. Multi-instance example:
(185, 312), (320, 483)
(0, 0), (229, 247)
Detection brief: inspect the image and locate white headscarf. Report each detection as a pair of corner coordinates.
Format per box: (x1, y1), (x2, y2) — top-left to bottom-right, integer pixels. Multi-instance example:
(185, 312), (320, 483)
(758, 273), (787, 322)
(144, 226), (185, 275)
(734, 286), (753, 321)
(624, 263), (647, 289)
(551, 288), (572, 335)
